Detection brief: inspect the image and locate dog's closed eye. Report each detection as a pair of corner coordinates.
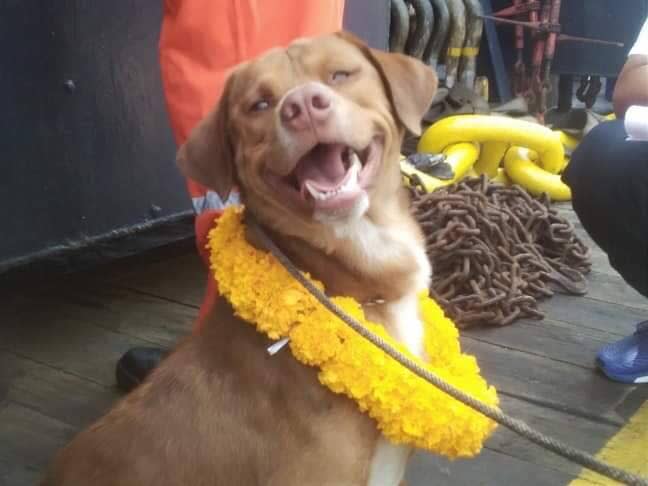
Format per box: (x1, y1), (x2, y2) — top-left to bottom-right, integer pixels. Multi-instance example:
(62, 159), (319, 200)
(330, 70), (351, 84)
(250, 99), (272, 113)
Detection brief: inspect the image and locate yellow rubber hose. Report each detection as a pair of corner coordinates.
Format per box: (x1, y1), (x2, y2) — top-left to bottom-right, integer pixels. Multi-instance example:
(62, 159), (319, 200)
(474, 141), (508, 177)
(401, 142), (480, 192)
(554, 131), (578, 173)
(418, 115), (565, 174)
(503, 147), (571, 201)
(445, 142), (480, 180)
(491, 167), (511, 185)
(557, 130), (579, 152)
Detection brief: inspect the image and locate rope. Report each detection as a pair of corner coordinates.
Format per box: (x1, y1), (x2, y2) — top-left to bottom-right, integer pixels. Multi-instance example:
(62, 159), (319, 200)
(249, 217), (648, 486)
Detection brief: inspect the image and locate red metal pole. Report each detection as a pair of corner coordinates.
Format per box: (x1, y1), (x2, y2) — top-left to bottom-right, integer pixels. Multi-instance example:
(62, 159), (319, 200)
(528, 0), (549, 116)
(539, 0), (561, 115)
(512, 0), (527, 95)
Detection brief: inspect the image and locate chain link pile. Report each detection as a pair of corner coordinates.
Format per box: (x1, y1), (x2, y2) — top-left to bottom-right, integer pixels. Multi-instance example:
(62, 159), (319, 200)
(409, 175), (592, 328)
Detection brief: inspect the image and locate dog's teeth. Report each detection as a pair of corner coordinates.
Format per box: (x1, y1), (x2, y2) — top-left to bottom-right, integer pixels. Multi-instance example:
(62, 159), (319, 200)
(305, 182), (325, 200)
(351, 154), (362, 173)
(350, 151), (362, 170)
(305, 181), (337, 201)
(339, 155), (361, 193)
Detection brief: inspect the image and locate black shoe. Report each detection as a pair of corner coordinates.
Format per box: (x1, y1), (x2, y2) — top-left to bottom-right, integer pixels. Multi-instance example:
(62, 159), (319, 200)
(115, 347), (167, 393)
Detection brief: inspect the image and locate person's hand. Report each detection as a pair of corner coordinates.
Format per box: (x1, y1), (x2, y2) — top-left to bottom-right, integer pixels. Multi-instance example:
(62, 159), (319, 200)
(613, 54), (648, 118)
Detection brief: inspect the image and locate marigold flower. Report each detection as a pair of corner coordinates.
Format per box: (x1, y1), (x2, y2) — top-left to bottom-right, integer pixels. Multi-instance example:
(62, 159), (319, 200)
(208, 208), (499, 458)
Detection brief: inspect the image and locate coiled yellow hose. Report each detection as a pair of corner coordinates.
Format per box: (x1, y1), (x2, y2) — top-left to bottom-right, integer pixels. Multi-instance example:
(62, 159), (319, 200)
(418, 115), (565, 174)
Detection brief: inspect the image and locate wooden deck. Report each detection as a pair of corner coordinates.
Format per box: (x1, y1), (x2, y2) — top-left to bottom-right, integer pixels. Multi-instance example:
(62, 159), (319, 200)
(1, 205), (647, 485)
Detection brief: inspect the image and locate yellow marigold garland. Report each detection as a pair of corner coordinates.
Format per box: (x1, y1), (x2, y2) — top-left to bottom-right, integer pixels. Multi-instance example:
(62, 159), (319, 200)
(208, 207), (499, 458)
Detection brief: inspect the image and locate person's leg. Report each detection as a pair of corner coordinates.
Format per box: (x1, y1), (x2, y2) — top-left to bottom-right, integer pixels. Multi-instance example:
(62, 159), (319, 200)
(563, 119), (648, 383)
(116, 0), (345, 392)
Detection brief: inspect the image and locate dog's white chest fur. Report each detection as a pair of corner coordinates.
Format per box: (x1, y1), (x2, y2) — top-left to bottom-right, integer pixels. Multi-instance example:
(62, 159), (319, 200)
(366, 292), (424, 486)
(324, 214), (430, 486)
(367, 438), (411, 486)
(334, 213), (431, 354)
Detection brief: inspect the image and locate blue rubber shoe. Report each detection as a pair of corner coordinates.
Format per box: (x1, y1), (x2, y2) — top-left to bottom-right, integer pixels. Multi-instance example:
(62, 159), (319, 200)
(596, 321), (648, 384)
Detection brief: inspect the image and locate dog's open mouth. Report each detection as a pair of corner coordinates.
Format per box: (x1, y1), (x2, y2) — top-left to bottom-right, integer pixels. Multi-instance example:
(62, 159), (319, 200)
(283, 137), (382, 211)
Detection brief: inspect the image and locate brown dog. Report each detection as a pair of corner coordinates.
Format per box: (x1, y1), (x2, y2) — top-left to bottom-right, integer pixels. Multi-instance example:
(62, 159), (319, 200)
(42, 32), (437, 486)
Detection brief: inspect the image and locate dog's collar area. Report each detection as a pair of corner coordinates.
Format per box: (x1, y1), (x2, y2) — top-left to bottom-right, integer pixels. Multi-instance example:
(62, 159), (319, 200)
(244, 214), (388, 309)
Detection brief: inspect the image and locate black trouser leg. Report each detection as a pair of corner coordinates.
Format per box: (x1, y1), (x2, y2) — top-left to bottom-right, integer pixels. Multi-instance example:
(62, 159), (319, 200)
(563, 120), (648, 297)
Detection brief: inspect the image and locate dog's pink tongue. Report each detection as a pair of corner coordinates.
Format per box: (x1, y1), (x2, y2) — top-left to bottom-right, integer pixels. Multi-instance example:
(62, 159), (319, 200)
(294, 144), (347, 190)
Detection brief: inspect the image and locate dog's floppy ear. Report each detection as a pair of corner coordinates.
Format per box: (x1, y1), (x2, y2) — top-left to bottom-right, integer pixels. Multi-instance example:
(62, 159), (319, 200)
(176, 76), (235, 201)
(336, 31), (437, 136)
(369, 49), (438, 136)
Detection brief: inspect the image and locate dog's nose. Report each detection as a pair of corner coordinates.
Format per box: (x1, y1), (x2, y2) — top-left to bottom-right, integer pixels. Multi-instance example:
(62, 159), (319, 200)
(280, 83), (332, 131)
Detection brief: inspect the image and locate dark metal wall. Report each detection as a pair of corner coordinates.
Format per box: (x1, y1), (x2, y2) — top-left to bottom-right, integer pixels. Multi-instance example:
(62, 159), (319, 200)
(0, 1), (189, 272)
(0, 0), (390, 274)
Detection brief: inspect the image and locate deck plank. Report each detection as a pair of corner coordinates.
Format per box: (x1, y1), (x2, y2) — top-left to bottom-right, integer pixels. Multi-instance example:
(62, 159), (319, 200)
(541, 294), (644, 337)
(465, 317), (614, 369)
(106, 253), (204, 307)
(481, 394), (619, 476)
(48, 283), (197, 345)
(0, 350), (117, 429)
(0, 401), (75, 486)
(0, 350), (121, 486)
(0, 284), (195, 387)
(461, 338), (645, 423)
(586, 271), (648, 311)
(407, 447), (575, 486)
(0, 459), (42, 486)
